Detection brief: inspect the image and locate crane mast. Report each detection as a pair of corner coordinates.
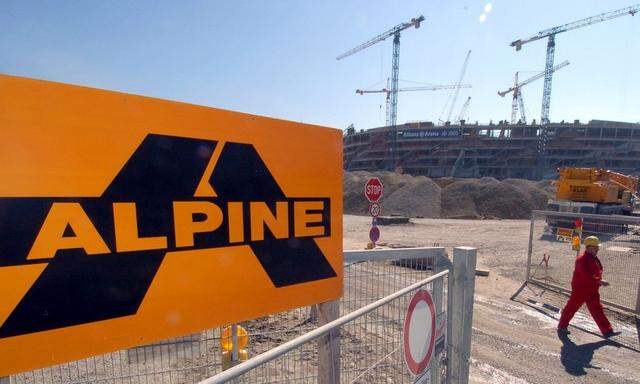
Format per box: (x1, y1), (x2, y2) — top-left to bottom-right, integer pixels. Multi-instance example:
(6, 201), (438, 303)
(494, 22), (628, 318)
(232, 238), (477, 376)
(510, 73), (520, 124)
(517, 90), (526, 124)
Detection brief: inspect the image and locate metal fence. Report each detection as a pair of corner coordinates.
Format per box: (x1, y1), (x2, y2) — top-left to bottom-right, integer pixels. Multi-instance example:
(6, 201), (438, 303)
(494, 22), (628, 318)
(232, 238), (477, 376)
(200, 270), (449, 384)
(6, 247), (458, 384)
(525, 210), (640, 315)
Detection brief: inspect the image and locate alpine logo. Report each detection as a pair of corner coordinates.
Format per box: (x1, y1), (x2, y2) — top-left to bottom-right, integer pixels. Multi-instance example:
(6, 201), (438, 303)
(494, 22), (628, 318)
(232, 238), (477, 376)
(0, 134), (336, 338)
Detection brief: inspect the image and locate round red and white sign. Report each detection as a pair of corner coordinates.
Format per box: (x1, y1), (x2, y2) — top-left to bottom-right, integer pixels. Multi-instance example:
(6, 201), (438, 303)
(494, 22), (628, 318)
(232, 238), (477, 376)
(364, 177), (383, 203)
(369, 202), (382, 217)
(403, 289), (436, 376)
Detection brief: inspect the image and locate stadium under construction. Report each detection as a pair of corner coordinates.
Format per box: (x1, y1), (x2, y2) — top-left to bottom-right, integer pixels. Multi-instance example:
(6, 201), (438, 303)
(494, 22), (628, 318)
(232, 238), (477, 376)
(343, 119), (640, 180)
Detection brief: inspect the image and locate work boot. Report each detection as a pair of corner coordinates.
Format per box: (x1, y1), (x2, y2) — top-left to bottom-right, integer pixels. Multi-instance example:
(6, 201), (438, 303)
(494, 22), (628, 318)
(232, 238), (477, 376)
(557, 327), (570, 335)
(603, 330), (621, 338)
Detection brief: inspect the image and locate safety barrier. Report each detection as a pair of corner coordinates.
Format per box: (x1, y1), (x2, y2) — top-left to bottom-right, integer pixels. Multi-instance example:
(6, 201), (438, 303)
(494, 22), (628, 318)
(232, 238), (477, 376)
(5, 246), (478, 384)
(522, 210), (640, 315)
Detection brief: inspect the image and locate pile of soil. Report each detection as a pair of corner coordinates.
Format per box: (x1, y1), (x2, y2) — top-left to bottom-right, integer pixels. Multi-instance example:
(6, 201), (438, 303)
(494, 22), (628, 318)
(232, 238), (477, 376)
(343, 171), (441, 218)
(441, 178), (533, 219)
(535, 179), (556, 195)
(504, 178), (553, 210)
(344, 171), (554, 219)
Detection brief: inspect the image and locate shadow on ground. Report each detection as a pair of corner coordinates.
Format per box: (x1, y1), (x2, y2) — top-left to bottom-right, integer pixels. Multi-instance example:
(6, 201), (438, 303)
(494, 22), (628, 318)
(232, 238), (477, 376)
(558, 332), (620, 376)
(511, 282), (639, 352)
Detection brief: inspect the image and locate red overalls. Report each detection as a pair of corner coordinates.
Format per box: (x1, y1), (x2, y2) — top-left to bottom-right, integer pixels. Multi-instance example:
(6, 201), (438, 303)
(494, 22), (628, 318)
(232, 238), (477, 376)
(558, 250), (613, 335)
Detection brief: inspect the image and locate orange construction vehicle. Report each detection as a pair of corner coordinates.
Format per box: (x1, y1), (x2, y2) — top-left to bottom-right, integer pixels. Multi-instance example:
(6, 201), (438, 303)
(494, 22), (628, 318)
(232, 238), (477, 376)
(546, 168), (638, 235)
(548, 168), (638, 215)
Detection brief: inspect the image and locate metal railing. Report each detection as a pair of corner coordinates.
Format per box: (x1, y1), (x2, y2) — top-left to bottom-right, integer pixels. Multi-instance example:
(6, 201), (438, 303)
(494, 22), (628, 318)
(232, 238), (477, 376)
(524, 210), (640, 315)
(7, 247), (463, 384)
(200, 270), (450, 384)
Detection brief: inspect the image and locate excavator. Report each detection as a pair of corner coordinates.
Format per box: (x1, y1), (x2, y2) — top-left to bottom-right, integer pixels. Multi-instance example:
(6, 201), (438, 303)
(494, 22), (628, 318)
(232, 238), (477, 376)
(546, 167), (639, 234)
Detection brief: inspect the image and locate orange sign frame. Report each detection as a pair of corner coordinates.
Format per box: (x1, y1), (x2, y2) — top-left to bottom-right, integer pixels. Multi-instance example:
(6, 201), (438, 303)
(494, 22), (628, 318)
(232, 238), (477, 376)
(0, 74), (343, 375)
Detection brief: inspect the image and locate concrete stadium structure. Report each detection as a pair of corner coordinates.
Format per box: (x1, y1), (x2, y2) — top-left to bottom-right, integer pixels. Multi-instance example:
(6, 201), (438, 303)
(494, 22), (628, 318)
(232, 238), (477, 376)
(343, 119), (640, 180)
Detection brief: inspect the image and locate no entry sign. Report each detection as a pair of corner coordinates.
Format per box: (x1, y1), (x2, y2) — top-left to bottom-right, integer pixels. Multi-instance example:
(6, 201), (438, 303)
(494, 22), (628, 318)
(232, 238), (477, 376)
(364, 177), (383, 203)
(403, 289), (436, 376)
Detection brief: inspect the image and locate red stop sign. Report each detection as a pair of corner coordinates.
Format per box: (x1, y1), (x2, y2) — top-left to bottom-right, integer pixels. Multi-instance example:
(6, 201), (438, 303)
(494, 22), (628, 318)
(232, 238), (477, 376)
(365, 177), (383, 203)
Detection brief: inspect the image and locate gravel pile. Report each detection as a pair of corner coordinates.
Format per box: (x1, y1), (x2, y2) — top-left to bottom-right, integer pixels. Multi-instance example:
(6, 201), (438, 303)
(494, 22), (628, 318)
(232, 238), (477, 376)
(343, 171), (441, 218)
(344, 171), (554, 219)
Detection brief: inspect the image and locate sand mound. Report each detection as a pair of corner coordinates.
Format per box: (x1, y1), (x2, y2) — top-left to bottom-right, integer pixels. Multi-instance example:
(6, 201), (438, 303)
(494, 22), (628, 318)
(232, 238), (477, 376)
(442, 179), (532, 219)
(432, 177), (463, 189)
(343, 171), (441, 217)
(383, 176), (441, 218)
(343, 171), (373, 215)
(503, 179), (554, 210)
(535, 179), (556, 195)
(344, 171), (554, 219)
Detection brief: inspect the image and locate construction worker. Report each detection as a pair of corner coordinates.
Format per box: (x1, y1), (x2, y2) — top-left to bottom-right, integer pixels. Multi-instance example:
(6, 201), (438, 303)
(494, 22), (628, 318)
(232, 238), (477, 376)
(558, 236), (620, 338)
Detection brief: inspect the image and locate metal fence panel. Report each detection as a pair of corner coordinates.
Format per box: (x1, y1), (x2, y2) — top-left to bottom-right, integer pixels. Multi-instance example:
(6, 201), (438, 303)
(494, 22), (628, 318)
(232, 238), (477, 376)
(204, 271), (449, 384)
(7, 248), (447, 384)
(526, 210), (640, 314)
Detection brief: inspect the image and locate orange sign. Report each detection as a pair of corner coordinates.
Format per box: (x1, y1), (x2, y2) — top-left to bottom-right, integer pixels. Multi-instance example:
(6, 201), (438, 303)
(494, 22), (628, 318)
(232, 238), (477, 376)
(556, 227), (574, 238)
(0, 74), (343, 376)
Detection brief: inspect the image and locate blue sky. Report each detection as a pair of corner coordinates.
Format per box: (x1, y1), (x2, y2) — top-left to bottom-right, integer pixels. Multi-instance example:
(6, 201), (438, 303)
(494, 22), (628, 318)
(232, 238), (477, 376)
(1, 1), (638, 129)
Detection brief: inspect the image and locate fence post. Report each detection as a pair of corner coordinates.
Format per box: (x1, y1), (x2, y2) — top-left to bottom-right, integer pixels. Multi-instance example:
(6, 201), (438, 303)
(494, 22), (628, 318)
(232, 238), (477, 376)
(635, 276), (640, 317)
(430, 248), (447, 384)
(525, 214), (534, 282)
(447, 246), (477, 384)
(317, 300), (340, 384)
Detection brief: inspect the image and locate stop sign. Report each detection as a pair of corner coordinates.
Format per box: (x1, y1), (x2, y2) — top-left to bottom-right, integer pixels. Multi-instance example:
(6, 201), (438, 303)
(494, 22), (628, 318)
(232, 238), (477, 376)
(365, 177), (383, 203)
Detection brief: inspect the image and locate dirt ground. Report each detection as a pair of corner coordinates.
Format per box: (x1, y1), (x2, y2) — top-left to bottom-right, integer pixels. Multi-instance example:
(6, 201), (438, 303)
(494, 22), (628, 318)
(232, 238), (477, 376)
(343, 215), (640, 384)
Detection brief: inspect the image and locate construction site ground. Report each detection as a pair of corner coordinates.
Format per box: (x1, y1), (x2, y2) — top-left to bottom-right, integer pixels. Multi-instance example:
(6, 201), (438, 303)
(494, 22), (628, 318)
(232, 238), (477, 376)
(343, 214), (640, 384)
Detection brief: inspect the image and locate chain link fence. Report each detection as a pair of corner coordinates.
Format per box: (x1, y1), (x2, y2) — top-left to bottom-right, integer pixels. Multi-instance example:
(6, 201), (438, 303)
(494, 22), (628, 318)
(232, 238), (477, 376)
(7, 247), (449, 384)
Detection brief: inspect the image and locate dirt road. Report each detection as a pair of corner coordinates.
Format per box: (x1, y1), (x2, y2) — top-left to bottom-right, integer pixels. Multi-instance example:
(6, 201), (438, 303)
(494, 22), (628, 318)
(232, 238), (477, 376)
(343, 215), (640, 384)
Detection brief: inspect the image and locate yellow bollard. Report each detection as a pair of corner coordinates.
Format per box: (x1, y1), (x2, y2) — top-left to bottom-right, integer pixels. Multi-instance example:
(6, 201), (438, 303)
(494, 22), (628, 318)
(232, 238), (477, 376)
(221, 349), (249, 370)
(220, 324), (249, 370)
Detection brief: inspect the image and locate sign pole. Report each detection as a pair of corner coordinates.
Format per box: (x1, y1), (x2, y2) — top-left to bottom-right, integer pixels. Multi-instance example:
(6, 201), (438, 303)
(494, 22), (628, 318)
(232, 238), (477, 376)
(231, 324), (239, 361)
(365, 178), (383, 247)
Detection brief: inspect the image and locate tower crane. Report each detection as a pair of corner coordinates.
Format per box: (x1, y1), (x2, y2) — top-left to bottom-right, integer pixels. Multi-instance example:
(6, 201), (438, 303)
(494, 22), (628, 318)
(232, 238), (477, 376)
(511, 4), (638, 125)
(356, 83), (472, 125)
(337, 15), (424, 170)
(510, 4), (637, 179)
(455, 97), (471, 124)
(498, 60), (570, 125)
(337, 15), (425, 128)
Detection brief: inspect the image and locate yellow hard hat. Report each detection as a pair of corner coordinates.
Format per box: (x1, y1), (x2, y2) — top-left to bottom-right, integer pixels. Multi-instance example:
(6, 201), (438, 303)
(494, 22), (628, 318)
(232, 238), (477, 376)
(584, 236), (600, 247)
